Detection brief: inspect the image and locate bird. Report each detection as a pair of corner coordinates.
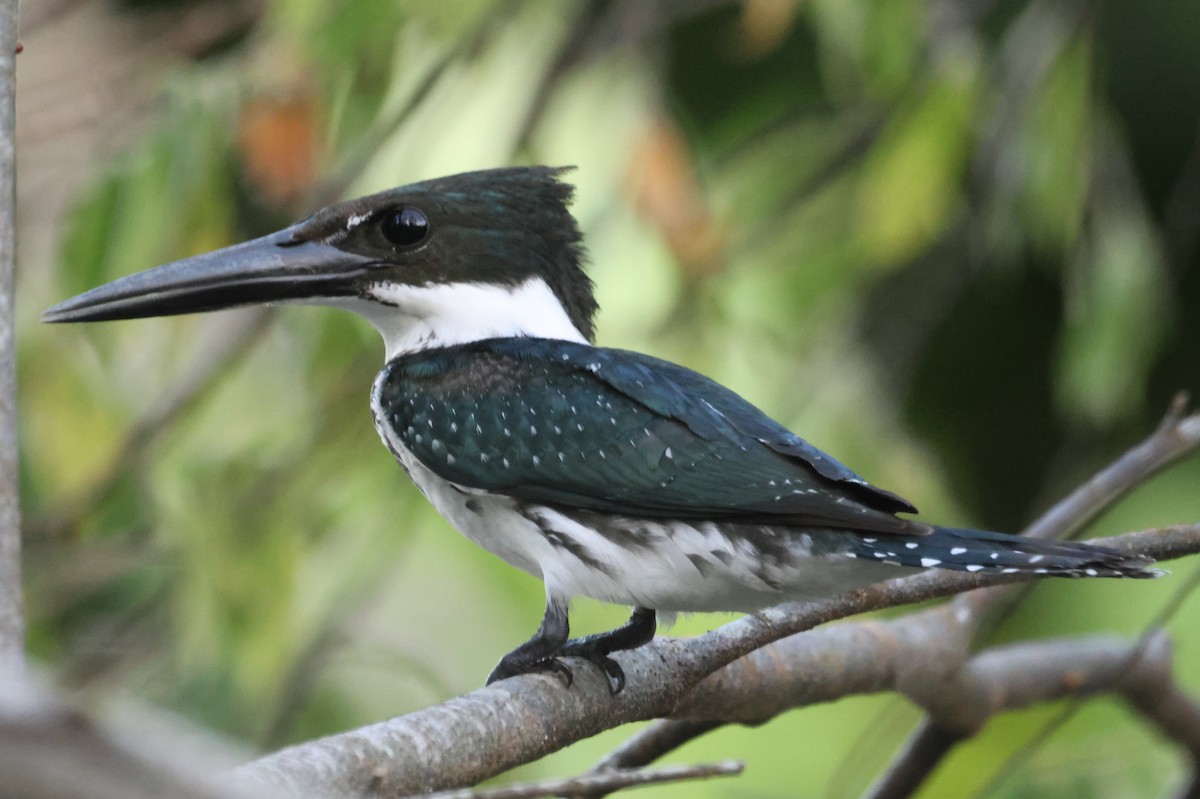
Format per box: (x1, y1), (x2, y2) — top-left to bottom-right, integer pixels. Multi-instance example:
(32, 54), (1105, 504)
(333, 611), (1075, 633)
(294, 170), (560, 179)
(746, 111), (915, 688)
(44, 166), (1159, 693)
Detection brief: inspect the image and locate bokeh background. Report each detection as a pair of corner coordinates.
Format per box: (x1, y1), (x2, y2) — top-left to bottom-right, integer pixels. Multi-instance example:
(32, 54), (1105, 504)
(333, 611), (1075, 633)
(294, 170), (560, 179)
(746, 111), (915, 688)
(13, 1), (1200, 796)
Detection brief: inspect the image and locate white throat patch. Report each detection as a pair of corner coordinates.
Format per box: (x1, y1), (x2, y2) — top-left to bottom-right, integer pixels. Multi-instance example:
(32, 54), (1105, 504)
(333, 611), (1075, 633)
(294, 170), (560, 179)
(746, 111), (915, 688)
(324, 276), (588, 359)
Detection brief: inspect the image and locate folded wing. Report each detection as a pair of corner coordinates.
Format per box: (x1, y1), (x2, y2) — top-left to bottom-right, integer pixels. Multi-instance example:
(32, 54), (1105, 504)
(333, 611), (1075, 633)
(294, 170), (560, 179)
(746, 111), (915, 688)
(376, 338), (927, 536)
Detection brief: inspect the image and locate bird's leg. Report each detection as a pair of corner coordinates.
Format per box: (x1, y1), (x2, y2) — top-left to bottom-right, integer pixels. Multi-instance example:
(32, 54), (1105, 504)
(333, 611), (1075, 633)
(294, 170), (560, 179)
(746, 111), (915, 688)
(486, 601), (573, 687)
(561, 607), (656, 694)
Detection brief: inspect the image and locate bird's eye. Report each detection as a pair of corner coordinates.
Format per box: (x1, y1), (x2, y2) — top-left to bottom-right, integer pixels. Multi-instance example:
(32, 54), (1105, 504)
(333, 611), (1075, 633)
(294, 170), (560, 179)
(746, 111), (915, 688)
(380, 207), (429, 247)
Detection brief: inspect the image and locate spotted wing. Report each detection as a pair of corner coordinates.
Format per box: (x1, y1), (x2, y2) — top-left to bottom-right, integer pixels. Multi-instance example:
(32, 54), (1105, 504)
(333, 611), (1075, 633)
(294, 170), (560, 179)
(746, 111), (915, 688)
(376, 338), (925, 536)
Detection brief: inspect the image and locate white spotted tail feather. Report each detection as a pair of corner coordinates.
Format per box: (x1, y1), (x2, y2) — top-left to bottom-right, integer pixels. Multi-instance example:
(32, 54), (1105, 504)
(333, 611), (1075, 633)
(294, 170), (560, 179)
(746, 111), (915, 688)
(848, 526), (1163, 578)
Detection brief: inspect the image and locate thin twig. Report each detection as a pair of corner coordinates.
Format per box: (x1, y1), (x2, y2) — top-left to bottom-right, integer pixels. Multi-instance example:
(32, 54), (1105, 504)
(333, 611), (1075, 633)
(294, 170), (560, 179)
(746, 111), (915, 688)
(591, 720), (721, 774)
(0, 0), (23, 675)
(863, 722), (963, 799)
(512, 0), (606, 152)
(960, 395), (1200, 632)
(1018, 393), (1195, 543)
(408, 761), (743, 799)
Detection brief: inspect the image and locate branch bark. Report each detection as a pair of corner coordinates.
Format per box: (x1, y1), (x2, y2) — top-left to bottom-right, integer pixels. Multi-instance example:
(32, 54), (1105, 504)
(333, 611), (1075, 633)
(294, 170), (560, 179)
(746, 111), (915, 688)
(0, 673), (268, 799)
(865, 630), (1200, 799)
(0, 0), (22, 675)
(409, 760), (742, 799)
(233, 523), (1200, 799)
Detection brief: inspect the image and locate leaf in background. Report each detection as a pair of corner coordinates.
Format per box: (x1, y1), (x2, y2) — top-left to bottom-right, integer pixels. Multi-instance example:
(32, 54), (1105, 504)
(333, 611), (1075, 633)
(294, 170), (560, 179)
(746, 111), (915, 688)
(238, 91), (324, 208)
(1021, 36), (1091, 255)
(58, 174), (123, 299)
(808, 0), (922, 102)
(627, 116), (726, 284)
(1056, 209), (1169, 426)
(854, 62), (979, 267)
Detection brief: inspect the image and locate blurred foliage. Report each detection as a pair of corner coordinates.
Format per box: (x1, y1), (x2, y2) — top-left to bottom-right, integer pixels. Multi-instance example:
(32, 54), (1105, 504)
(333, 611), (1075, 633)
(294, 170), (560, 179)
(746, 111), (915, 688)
(17, 0), (1200, 796)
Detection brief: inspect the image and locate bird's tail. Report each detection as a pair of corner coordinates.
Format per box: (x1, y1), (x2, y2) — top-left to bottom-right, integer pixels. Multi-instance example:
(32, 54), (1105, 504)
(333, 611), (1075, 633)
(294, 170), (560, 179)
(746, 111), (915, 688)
(848, 526), (1162, 578)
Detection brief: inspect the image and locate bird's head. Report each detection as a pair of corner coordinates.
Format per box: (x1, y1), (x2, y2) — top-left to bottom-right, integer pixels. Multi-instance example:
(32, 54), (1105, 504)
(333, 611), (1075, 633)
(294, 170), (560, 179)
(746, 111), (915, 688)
(43, 166), (597, 357)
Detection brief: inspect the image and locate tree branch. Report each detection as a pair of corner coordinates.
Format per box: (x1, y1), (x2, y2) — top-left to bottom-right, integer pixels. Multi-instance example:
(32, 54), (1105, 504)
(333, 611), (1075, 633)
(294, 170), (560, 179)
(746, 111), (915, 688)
(865, 630), (1200, 798)
(1020, 394), (1199, 544)
(233, 523), (1200, 799)
(959, 393), (1200, 630)
(0, 672), (269, 799)
(408, 760), (742, 799)
(591, 720), (721, 775)
(1119, 633), (1200, 772)
(863, 722), (964, 799)
(867, 395), (1200, 792)
(0, 0), (23, 675)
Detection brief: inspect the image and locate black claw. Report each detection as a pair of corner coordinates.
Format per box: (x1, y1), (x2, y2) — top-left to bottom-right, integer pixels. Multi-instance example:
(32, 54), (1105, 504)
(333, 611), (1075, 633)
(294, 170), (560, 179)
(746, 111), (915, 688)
(487, 602), (576, 687)
(560, 642), (628, 692)
(560, 650), (626, 693)
(558, 607), (654, 694)
(549, 659), (574, 688)
(485, 662), (511, 685)
(487, 655), (574, 687)
(598, 657), (626, 694)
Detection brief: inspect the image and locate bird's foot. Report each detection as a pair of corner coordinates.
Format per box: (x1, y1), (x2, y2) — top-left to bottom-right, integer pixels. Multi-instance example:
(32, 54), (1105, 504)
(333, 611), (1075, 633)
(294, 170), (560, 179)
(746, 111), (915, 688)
(485, 606), (656, 694)
(485, 602), (572, 688)
(561, 607), (657, 694)
(486, 652), (573, 688)
(560, 638), (626, 694)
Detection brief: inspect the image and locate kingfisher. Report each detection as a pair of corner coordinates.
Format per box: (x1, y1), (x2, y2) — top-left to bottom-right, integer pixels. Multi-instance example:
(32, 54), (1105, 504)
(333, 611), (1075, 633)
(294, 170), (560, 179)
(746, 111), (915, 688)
(44, 166), (1158, 693)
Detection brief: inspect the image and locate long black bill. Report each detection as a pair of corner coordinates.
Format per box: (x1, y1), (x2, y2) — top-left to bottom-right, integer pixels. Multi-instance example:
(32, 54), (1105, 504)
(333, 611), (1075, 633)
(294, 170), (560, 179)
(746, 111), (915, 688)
(43, 227), (376, 324)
